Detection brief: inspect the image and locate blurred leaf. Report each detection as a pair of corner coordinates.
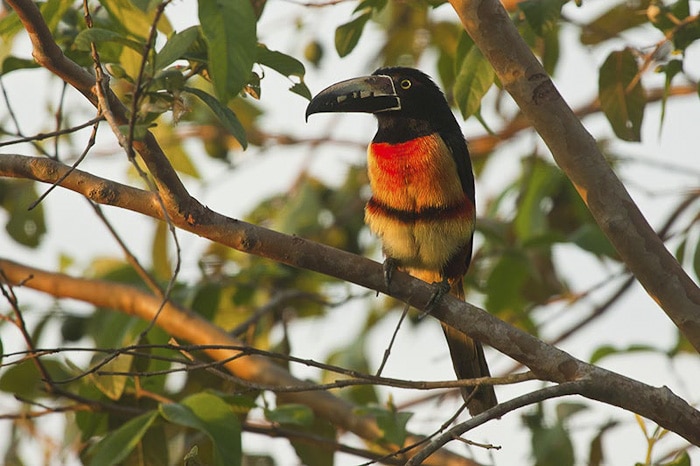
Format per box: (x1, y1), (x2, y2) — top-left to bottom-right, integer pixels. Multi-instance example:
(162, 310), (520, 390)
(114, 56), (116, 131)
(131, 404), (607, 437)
(514, 158), (560, 242)
(61, 315), (88, 342)
(673, 16), (700, 51)
(132, 423), (169, 466)
(99, 0), (173, 40)
(0, 180), (47, 248)
(569, 223), (617, 258)
(160, 393), (242, 466)
(198, 0), (256, 102)
(0, 359), (70, 399)
(189, 282), (222, 320)
(518, 0), (564, 36)
(289, 418), (336, 466)
(531, 423), (575, 466)
(155, 26), (200, 69)
(555, 402), (587, 422)
(325, 336), (378, 405)
(1, 56), (40, 74)
(87, 411), (158, 466)
(599, 48), (645, 142)
(658, 59), (683, 134)
(89, 351), (133, 400)
(580, 0), (650, 45)
(265, 404), (314, 427)
(184, 86), (248, 149)
(150, 121), (200, 178)
(335, 13), (371, 58)
(356, 405), (412, 445)
(587, 421), (618, 466)
(662, 451), (691, 466)
(675, 238), (687, 265)
(454, 46), (494, 120)
(152, 221), (172, 280)
(590, 343), (659, 364)
(485, 251), (530, 315)
(73, 28), (145, 53)
(693, 236), (700, 283)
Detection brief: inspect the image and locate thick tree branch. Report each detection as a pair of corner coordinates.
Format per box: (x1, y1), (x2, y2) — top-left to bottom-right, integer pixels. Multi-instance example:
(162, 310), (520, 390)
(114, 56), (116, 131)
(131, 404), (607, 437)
(0, 257), (474, 466)
(447, 0), (700, 352)
(1, 154), (699, 447)
(6, 0), (192, 210)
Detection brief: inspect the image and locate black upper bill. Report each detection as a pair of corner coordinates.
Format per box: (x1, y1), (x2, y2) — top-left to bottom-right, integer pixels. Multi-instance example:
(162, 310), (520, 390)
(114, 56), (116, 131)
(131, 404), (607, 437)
(305, 75), (401, 121)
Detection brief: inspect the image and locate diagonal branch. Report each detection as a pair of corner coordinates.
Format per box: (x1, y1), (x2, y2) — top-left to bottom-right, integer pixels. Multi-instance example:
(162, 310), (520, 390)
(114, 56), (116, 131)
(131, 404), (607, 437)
(447, 0), (700, 352)
(1, 153), (699, 446)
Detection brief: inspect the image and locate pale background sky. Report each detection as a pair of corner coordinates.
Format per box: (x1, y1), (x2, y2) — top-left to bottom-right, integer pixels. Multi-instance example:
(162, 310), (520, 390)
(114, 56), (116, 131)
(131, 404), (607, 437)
(1, 0), (699, 465)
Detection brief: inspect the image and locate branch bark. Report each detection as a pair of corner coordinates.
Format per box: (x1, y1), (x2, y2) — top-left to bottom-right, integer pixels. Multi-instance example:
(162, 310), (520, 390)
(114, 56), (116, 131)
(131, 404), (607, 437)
(1, 154), (699, 447)
(447, 0), (700, 352)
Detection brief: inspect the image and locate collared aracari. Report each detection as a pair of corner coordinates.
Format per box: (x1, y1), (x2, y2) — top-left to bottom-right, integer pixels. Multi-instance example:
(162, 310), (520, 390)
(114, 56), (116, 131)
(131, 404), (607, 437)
(306, 67), (497, 415)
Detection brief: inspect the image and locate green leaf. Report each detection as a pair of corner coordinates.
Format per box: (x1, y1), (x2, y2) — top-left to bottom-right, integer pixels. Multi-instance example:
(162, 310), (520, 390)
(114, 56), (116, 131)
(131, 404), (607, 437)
(289, 418), (336, 466)
(257, 45), (311, 100)
(155, 26), (200, 70)
(514, 159), (560, 242)
(662, 451), (691, 466)
(99, 0), (173, 40)
(184, 87), (248, 149)
(1, 56), (40, 74)
(335, 13), (371, 58)
(289, 82), (312, 100)
(658, 59), (683, 136)
(598, 48), (645, 142)
(73, 28), (145, 53)
(151, 220), (172, 280)
(580, 0), (650, 45)
(265, 404), (314, 427)
(693, 236), (700, 282)
(675, 238), (687, 265)
(257, 45), (305, 78)
(356, 405), (412, 445)
(518, 0), (564, 36)
(587, 421), (618, 466)
(0, 180), (47, 248)
(0, 359), (68, 399)
(589, 343), (659, 364)
(89, 352), (133, 400)
(160, 393), (242, 466)
(453, 46), (494, 120)
(555, 402), (587, 422)
(88, 411), (158, 466)
(198, 0), (257, 103)
(531, 422), (575, 466)
(673, 16), (700, 51)
(569, 223), (617, 258)
(485, 251), (530, 314)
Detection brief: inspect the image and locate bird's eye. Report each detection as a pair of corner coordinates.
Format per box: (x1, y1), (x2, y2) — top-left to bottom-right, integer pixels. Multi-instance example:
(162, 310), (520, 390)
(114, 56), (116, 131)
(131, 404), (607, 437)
(400, 79), (412, 90)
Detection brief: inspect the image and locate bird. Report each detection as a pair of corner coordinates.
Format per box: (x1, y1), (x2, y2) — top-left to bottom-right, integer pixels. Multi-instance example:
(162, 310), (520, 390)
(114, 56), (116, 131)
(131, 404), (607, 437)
(305, 67), (497, 415)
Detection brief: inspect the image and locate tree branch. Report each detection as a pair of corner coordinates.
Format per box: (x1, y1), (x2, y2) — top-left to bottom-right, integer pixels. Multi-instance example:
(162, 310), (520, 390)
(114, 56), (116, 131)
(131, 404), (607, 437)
(1, 154), (699, 447)
(0, 257), (473, 466)
(447, 0), (700, 352)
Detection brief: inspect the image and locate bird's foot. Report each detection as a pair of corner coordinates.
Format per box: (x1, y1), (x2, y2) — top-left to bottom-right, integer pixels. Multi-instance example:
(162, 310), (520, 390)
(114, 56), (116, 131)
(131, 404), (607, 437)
(382, 258), (398, 292)
(417, 278), (451, 320)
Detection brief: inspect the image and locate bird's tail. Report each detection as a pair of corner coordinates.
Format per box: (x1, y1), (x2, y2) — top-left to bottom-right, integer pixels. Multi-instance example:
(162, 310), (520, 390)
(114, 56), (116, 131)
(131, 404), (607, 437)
(442, 279), (497, 416)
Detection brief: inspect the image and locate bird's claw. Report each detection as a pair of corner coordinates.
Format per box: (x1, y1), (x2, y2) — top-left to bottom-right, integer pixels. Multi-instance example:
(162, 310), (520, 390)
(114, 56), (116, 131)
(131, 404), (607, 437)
(417, 279), (451, 320)
(383, 258), (398, 292)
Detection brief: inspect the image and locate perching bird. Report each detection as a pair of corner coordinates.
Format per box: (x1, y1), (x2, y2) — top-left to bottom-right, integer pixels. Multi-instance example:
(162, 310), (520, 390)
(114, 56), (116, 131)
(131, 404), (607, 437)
(306, 67), (497, 415)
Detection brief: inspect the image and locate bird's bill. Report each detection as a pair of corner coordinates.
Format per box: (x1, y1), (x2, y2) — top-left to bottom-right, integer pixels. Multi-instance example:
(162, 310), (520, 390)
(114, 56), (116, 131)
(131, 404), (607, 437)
(305, 75), (401, 121)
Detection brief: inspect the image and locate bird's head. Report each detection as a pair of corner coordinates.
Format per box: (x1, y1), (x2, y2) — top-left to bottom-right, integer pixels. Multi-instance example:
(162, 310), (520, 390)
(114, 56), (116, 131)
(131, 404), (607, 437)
(305, 67), (456, 138)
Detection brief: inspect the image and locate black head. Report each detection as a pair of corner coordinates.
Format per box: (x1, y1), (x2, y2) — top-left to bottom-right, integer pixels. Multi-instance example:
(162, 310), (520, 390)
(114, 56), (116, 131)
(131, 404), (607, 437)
(306, 67), (459, 142)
